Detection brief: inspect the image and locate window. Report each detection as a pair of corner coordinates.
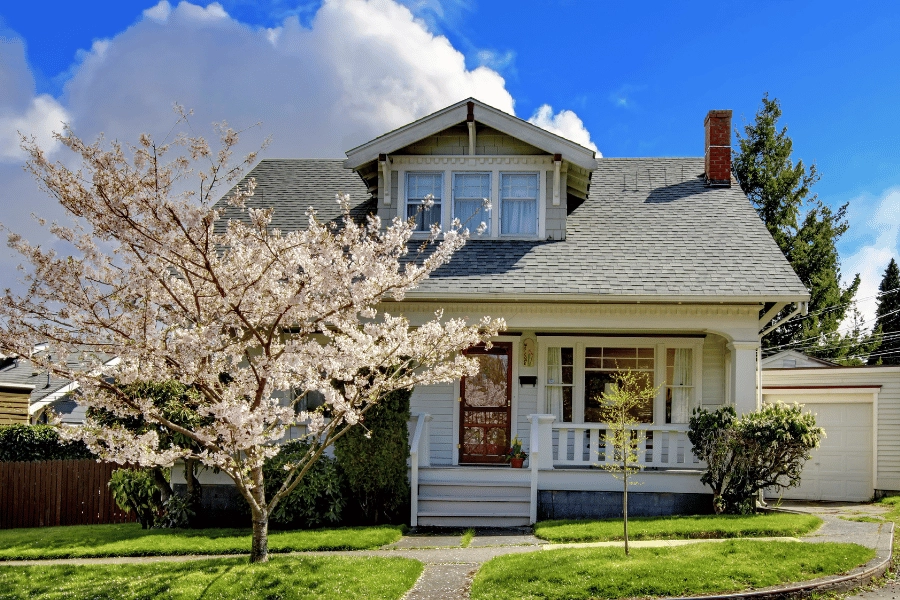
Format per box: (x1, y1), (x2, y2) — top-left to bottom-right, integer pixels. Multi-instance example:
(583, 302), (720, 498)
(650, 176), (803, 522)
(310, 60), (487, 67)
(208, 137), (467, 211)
(541, 339), (700, 425)
(546, 347), (574, 422)
(584, 347), (655, 423)
(406, 172), (443, 231)
(665, 348), (696, 423)
(453, 172), (491, 230)
(500, 172), (538, 235)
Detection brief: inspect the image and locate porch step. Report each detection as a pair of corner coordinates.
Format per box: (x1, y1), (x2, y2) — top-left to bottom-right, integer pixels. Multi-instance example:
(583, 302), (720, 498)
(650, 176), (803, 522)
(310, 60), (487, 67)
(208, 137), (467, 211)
(415, 479), (532, 527)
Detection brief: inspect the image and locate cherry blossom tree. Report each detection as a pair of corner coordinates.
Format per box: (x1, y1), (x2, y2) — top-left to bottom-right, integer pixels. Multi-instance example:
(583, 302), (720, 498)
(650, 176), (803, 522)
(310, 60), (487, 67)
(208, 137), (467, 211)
(0, 115), (503, 562)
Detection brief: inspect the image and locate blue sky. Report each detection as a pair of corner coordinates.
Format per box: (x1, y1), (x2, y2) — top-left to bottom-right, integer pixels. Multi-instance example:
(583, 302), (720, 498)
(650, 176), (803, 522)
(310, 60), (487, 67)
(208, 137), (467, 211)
(1, 0), (899, 322)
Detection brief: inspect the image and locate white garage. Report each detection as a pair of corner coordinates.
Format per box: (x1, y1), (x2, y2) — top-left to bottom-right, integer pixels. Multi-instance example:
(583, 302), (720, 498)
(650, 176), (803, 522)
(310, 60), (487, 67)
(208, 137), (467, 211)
(762, 388), (875, 502)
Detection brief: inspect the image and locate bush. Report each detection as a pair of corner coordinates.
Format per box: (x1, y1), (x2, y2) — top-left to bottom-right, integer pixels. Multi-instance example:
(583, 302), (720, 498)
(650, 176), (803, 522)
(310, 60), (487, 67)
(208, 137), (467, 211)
(688, 403), (824, 514)
(0, 424), (93, 462)
(334, 388), (411, 525)
(109, 468), (160, 529)
(264, 441), (345, 529)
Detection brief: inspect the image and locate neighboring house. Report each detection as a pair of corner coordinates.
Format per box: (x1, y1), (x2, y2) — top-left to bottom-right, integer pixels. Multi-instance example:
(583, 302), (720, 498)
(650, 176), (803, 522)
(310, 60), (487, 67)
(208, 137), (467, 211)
(217, 98), (814, 525)
(762, 350), (900, 503)
(0, 346), (116, 425)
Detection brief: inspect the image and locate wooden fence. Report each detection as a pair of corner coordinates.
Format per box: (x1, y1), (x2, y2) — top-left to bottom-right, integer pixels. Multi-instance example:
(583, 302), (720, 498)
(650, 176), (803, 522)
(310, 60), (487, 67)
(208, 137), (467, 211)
(0, 460), (136, 529)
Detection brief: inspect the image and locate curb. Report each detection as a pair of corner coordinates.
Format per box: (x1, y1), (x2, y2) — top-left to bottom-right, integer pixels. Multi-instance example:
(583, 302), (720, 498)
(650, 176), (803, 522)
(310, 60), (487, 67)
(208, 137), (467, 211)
(673, 521), (894, 600)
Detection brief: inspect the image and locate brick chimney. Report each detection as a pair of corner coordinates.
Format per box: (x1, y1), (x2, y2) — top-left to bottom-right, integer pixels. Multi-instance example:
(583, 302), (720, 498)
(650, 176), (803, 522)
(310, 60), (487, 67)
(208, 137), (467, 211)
(704, 109), (732, 187)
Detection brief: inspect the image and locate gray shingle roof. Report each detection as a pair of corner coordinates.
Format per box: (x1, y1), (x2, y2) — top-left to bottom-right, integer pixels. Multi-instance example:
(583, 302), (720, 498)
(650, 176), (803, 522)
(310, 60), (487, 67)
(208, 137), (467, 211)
(217, 157), (808, 301)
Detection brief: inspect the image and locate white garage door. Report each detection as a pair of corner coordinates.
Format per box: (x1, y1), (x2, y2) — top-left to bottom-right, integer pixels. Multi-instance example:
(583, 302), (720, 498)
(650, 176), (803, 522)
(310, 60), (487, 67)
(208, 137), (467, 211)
(764, 400), (873, 502)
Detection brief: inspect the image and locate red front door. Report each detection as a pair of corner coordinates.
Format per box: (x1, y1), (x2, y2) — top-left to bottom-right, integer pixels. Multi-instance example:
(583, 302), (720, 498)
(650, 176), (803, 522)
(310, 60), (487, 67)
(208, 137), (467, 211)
(459, 343), (513, 464)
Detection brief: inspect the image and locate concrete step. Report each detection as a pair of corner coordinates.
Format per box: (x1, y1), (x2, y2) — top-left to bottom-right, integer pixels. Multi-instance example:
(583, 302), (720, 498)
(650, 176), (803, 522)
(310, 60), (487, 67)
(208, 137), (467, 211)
(419, 483), (529, 500)
(418, 499), (530, 514)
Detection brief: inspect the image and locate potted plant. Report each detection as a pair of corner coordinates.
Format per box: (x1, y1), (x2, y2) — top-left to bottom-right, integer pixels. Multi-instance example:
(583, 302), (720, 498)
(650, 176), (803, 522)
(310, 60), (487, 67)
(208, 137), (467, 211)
(506, 435), (528, 468)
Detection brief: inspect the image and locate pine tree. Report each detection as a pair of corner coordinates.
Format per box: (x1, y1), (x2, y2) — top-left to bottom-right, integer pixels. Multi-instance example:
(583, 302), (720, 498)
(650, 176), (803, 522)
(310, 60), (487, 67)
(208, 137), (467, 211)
(734, 94), (862, 355)
(870, 259), (900, 365)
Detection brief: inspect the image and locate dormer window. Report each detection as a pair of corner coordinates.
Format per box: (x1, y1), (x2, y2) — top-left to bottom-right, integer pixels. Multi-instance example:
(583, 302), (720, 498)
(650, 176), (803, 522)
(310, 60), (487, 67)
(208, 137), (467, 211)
(453, 172), (491, 230)
(406, 172), (443, 231)
(500, 173), (538, 235)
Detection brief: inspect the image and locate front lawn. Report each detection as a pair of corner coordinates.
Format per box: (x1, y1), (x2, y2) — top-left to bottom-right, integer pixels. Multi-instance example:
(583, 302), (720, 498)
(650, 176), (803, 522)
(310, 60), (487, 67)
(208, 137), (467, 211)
(470, 540), (873, 600)
(0, 523), (403, 560)
(0, 555), (422, 599)
(535, 512), (821, 543)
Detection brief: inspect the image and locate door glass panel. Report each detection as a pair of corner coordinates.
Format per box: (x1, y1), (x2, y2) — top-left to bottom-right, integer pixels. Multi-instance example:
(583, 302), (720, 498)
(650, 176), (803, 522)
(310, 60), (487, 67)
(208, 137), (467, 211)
(463, 354), (509, 407)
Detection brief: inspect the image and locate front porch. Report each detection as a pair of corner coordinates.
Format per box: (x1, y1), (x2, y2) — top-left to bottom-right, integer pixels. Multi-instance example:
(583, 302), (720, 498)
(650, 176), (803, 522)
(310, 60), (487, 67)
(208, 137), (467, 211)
(409, 413), (710, 527)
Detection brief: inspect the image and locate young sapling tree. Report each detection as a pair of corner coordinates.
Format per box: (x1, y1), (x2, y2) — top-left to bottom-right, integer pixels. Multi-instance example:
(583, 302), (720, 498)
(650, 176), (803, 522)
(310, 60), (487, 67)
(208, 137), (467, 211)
(596, 369), (658, 556)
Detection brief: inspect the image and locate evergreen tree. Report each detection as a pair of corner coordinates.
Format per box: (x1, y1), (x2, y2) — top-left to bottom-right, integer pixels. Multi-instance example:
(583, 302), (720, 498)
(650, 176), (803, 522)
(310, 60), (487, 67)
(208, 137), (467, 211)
(734, 94), (862, 355)
(870, 259), (900, 365)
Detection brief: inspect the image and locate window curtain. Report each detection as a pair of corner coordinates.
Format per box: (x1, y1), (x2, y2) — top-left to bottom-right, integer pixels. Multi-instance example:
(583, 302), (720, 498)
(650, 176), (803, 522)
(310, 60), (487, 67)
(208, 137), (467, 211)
(670, 348), (694, 423)
(546, 347), (563, 420)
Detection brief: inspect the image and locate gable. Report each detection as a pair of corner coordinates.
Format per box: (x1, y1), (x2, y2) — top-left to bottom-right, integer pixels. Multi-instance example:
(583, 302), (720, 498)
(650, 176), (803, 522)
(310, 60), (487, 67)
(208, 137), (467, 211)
(396, 124), (546, 156)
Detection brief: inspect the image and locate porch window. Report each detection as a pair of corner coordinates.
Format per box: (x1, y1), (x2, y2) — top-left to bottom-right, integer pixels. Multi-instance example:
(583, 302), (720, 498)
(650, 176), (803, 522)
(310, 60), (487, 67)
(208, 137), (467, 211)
(666, 348), (697, 423)
(541, 339), (699, 425)
(546, 347), (574, 422)
(453, 172), (491, 230)
(500, 173), (538, 235)
(584, 347), (655, 423)
(406, 172), (443, 231)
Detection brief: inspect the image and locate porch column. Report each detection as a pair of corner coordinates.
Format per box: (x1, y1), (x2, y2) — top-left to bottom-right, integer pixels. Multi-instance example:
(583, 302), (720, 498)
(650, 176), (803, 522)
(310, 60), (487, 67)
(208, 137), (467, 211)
(527, 414), (556, 470)
(728, 341), (760, 415)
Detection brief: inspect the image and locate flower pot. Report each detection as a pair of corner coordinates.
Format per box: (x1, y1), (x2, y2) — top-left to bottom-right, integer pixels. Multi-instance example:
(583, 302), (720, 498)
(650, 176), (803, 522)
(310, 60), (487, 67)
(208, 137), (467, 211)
(510, 457), (525, 468)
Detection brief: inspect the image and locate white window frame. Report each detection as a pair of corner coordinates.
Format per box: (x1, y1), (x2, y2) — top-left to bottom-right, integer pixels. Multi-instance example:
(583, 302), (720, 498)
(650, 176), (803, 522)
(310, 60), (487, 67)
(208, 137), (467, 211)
(537, 336), (703, 425)
(404, 171), (444, 232)
(451, 171), (492, 232)
(395, 156), (548, 239)
(499, 171), (540, 237)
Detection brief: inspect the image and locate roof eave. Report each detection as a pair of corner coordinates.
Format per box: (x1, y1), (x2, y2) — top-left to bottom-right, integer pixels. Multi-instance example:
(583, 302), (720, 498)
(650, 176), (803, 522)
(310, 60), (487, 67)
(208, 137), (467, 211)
(388, 291), (811, 304)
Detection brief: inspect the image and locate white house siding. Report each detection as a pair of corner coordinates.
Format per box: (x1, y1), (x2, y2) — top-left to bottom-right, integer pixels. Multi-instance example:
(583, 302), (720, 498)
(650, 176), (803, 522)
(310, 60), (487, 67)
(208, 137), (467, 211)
(409, 382), (456, 465)
(516, 381), (538, 450)
(762, 366), (900, 494)
(702, 334), (727, 409)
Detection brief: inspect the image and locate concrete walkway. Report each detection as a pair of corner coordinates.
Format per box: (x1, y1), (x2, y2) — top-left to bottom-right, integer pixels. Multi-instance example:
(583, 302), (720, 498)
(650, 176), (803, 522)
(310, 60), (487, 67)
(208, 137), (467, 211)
(1, 506), (892, 600)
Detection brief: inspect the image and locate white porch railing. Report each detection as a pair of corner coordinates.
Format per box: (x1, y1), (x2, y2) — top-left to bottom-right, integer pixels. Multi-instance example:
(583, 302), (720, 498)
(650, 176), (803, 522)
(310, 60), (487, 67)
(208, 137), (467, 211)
(409, 412), (431, 527)
(551, 421), (704, 469)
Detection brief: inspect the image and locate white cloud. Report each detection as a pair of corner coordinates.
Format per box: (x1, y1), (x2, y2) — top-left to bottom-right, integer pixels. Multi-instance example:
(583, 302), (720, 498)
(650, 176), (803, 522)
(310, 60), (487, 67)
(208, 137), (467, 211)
(841, 187), (900, 324)
(528, 104), (599, 154)
(0, 95), (70, 160)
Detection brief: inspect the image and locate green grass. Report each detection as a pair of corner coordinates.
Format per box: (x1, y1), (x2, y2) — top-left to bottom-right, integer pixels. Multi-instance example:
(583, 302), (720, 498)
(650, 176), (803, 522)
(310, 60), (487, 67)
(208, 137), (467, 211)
(840, 515), (885, 523)
(0, 523), (403, 560)
(461, 528), (475, 548)
(534, 512), (822, 543)
(0, 555), (422, 599)
(470, 540), (873, 600)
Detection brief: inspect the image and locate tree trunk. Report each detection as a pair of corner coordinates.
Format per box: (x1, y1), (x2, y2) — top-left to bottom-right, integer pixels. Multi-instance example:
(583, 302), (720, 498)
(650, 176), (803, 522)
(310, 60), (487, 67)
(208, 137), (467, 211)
(151, 467), (173, 504)
(184, 459), (202, 525)
(623, 468), (629, 556)
(251, 515), (269, 563)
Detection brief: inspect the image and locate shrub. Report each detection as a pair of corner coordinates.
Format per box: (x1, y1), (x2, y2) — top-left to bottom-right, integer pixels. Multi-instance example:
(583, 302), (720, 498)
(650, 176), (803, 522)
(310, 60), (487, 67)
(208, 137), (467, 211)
(688, 403), (824, 514)
(109, 468), (160, 529)
(264, 441), (345, 529)
(334, 388), (411, 525)
(0, 424), (93, 462)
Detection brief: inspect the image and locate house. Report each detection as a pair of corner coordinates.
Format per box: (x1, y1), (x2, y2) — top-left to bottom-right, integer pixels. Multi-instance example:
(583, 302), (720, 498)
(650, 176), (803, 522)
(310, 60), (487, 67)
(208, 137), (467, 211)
(762, 349), (900, 503)
(0, 346), (117, 425)
(216, 98), (813, 526)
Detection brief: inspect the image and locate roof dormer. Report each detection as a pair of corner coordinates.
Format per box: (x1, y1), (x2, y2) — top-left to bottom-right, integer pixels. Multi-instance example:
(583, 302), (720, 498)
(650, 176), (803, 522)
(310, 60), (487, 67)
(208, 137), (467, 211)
(344, 98), (598, 241)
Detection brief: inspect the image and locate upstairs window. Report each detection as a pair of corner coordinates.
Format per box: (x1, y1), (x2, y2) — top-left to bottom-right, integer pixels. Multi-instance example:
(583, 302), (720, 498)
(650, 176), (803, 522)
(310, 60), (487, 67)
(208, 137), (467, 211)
(500, 172), (538, 235)
(406, 172), (443, 231)
(453, 172), (491, 230)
